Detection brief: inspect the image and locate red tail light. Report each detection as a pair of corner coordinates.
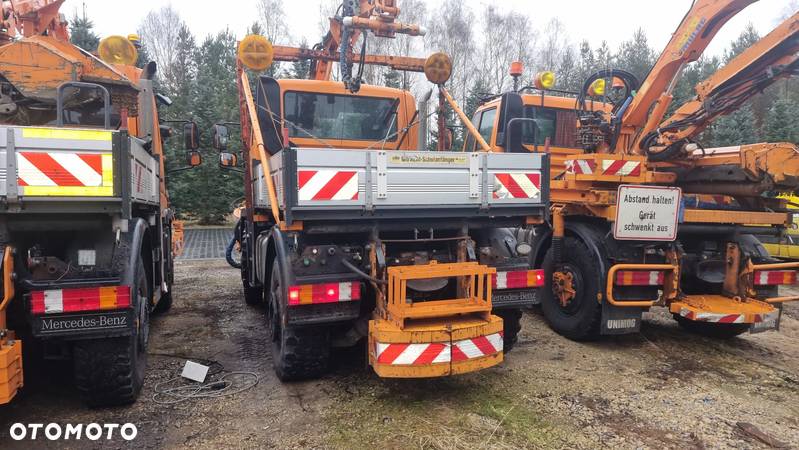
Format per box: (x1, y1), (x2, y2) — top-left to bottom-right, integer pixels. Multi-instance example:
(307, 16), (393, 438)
(754, 270), (797, 286)
(30, 286), (131, 315)
(288, 282), (361, 306)
(614, 271), (665, 286)
(492, 270), (545, 290)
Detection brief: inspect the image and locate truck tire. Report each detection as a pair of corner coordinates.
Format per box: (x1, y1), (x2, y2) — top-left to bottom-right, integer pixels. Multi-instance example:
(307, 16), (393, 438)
(495, 308), (522, 353)
(673, 315), (749, 339)
(267, 264), (330, 381)
(74, 258), (149, 407)
(540, 237), (602, 341)
(241, 235), (263, 306)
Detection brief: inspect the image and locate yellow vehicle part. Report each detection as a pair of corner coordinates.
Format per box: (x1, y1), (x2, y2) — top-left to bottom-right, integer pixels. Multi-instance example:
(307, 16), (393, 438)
(0, 246), (23, 405)
(369, 261), (504, 378)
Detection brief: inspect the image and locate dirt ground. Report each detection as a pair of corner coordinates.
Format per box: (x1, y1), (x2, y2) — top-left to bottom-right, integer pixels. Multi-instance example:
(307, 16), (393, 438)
(1, 259), (798, 449)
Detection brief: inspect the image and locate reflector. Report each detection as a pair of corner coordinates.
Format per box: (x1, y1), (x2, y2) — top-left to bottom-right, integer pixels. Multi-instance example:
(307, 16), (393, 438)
(238, 34), (274, 71)
(424, 52), (452, 85)
(534, 71), (556, 90)
(97, 35), (138, 66)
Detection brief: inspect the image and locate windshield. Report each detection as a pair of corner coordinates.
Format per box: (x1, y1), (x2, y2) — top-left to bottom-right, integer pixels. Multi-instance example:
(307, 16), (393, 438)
(522, 106), (556, 146)
(284, 91), (398, 142)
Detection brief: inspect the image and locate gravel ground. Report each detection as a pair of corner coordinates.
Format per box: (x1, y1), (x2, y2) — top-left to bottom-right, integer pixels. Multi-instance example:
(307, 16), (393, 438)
(1, 259), (798, 449)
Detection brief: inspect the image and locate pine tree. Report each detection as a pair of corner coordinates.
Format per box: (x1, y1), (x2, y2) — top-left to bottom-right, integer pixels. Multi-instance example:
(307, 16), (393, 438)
(69, 8), (100, 52)
(290, 39), (311, 80)
(711, 104), (759, 147)
(764, 97), (799, 143)
(614, 28), (655, 85)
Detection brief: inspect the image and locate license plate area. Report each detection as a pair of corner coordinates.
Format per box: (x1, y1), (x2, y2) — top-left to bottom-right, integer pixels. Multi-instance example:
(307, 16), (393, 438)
(32, 310), (133, 338)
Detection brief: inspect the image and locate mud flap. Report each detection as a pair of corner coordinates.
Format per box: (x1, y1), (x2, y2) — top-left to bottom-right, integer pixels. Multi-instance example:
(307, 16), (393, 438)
(600, 302), (643, 335)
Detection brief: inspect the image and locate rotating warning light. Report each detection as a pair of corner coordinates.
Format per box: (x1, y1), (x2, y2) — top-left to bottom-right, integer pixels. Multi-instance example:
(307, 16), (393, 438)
(97, 35), (138, 66)
(533, 71), (556, 90)
(238, 34), (274, 71)
(509, 61), (524, 78)
(424, 52), (453, 85)
(589, 78), (606, 96)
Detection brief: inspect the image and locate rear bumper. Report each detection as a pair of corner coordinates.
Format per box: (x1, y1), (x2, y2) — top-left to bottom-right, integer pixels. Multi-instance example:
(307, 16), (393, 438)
(368, 314), (504, 378)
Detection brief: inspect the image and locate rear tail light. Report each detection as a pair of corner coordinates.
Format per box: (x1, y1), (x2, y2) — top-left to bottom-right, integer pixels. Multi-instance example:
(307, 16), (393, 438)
(754, 270), (797, 286)
(30, 286), (131, 315)
(614, 271), (665, 286)
(288, 282), (361, 306)
(492, 269), (545, 290)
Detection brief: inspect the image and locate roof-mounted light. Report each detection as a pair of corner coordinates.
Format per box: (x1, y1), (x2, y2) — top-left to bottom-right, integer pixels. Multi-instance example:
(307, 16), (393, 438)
(238, 34), (274, 71)
(424, 52), (452, 85)
(534, 71), (556, 90)
(97, 35), (138, 66)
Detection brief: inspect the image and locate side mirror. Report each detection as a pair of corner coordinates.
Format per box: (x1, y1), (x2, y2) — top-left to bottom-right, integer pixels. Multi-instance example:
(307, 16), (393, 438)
(212, 124), (230, 151)
(219, 152), (238, 168)
(187, 151), (202, 167)
(184, 122), (200, 150)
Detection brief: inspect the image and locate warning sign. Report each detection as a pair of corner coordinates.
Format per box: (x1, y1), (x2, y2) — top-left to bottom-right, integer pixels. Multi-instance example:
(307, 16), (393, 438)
(613, 185), (682, 241)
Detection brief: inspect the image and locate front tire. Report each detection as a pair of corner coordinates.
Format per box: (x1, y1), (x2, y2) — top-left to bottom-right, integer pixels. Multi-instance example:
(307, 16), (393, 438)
(540, 237), (603, 341)
(267, 263), (330, 381)
(74, 257), (149, 407)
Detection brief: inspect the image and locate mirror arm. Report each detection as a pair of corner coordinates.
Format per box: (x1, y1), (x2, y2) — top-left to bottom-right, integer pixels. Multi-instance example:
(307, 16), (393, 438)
(167, 166), (197, 174)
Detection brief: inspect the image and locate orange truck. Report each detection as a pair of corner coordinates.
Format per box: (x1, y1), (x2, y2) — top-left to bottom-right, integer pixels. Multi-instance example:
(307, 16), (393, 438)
(219, 0), (549, 380)
(470, 1), (799, 340)
(0, 0), (198, 406)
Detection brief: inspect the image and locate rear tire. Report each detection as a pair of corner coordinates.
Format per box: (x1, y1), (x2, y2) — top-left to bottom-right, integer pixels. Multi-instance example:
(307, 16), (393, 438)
(74, 257), (149, 407)
(267, 263), (330, 381)
(673, 315), (749, 339)
(495, 309), (522, 353)
(540, 237), (603, 341)
(241, 234), (263, 306)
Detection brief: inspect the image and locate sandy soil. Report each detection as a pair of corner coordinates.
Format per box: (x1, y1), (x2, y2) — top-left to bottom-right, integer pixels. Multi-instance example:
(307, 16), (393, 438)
(1, 259), (797, 449)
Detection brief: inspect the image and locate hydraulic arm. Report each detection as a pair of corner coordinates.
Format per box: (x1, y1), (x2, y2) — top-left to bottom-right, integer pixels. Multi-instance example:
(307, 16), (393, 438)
(641, 10), (799, 158)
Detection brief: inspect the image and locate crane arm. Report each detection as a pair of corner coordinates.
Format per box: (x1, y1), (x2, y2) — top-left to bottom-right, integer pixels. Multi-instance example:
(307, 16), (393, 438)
(621, 0), (756, 152)
(649, 11), (799, 148)
(290, 0), (424, 82)
(273, 44), (428, 73)
(1, 0), (69, 42)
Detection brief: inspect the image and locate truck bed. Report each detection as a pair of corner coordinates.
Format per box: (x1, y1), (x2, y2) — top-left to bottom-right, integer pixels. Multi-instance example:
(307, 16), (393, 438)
(253, 148), (549, 223)
(0, 126), (159, 214)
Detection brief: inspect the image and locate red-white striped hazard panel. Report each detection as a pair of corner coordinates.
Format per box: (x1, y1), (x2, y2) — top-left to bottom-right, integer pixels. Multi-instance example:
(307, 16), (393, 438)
(17, 151), (114, 197)
(375, 332), (504, 365)
(754, 270), (797, 286)
(288, 282), (361, 306)
(298, 170), (359, 201)
(566, 159), (642, 177)
(614, 270), (665, 286)
(493, 173), (541, 199)
(678, 308), (779, 325)
(30, 286), (131, 315)
(492, 270), (545, 289)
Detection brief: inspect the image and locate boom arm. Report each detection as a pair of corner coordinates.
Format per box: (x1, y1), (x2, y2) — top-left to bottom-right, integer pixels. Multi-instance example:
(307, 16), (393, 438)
(621, 0), (756, 152)
(275, 0), (425, 82)
(650, 11), (799, 149)
(1, 0), (69, 42)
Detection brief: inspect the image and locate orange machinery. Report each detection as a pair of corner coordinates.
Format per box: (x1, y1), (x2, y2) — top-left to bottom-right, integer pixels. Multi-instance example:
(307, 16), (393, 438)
(223, 1), (549, 380)
(0, 0), (194, 405)
(469, 1), (799, 340)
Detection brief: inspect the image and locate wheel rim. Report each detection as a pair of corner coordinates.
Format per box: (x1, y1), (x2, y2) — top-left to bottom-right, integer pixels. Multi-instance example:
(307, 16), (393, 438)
(552, 263), (585, 316)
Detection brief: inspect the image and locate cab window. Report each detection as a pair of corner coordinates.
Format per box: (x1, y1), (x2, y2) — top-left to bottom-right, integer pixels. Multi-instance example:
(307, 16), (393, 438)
(522, 106), (555, 146)
(284, 91), (398, 142)
(478, 108), (497, 145)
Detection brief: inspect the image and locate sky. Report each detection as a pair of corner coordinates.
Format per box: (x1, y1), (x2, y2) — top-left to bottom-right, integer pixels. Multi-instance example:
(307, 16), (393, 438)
(62, 0), (794, 59)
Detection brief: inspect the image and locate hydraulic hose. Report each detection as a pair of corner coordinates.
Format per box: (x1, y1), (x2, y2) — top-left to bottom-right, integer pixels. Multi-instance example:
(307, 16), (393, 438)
(341, 259), (387, 285)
